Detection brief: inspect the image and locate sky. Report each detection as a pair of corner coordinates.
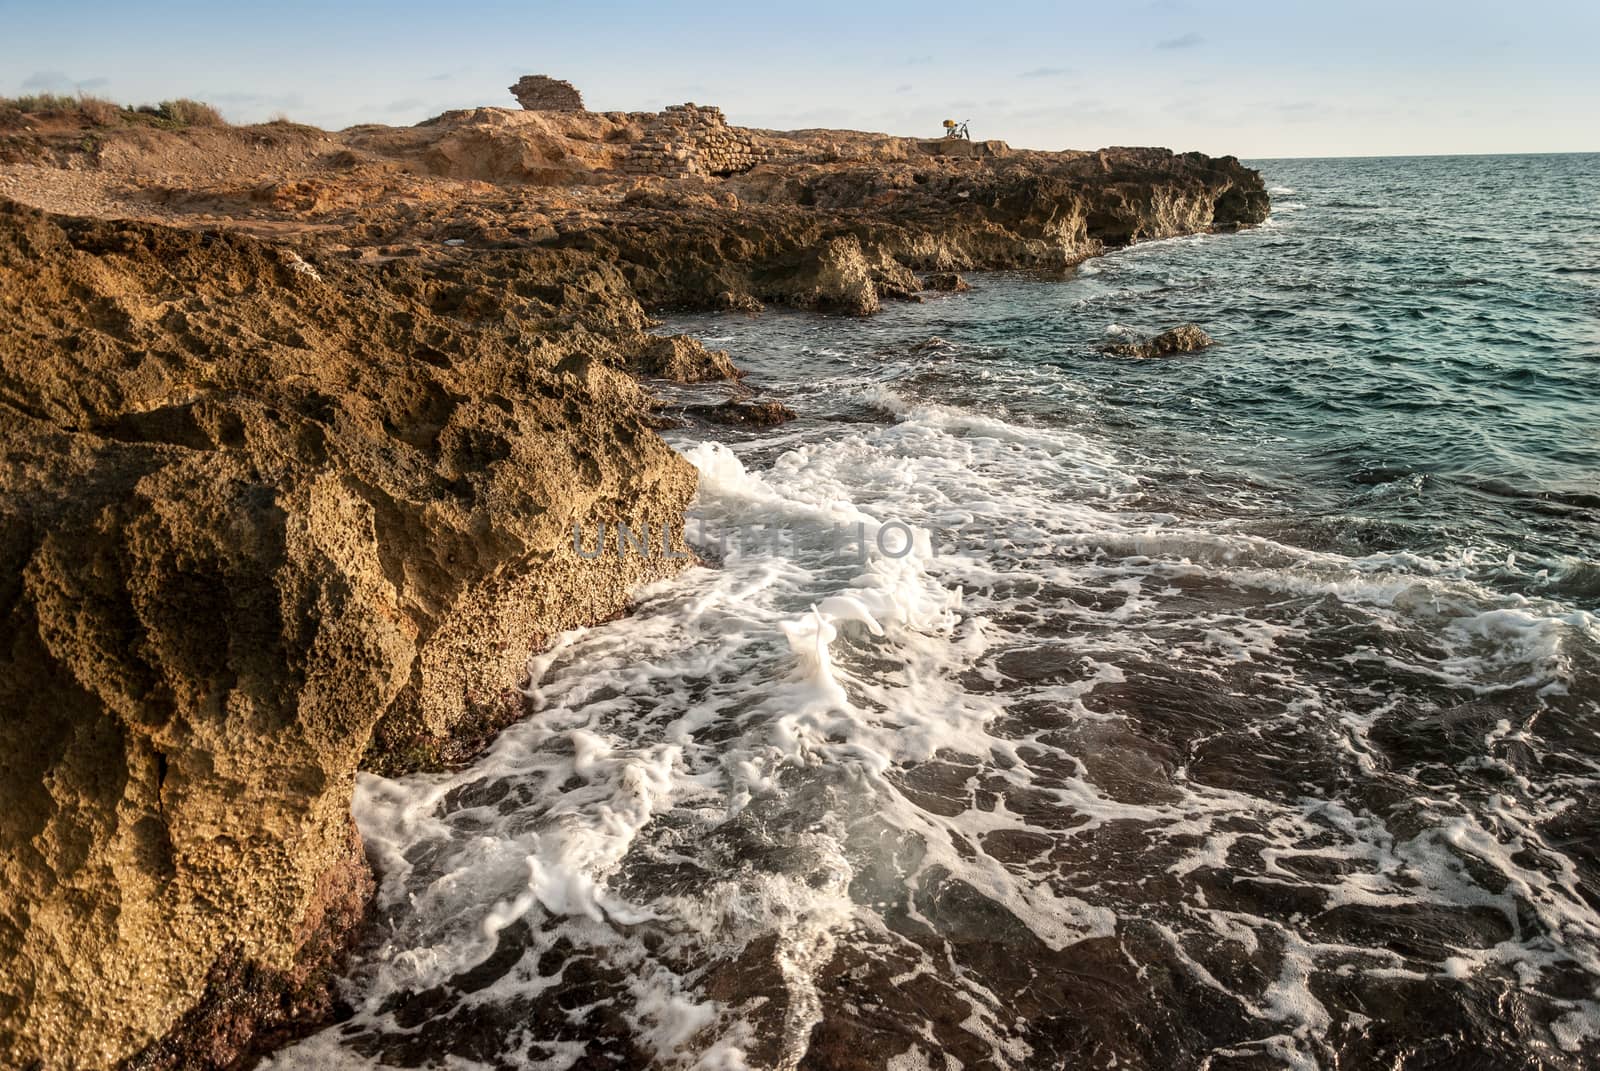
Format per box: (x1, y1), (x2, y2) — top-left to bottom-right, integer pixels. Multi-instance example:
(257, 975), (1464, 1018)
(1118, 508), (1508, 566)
(2, 0), (1596, 158)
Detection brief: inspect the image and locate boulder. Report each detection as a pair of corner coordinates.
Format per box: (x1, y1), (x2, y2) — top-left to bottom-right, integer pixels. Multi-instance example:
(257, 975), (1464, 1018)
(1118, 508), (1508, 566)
(630, 335), (742, 382)
(923, 272), (971, 292)
(1103, 323), (1214, 358)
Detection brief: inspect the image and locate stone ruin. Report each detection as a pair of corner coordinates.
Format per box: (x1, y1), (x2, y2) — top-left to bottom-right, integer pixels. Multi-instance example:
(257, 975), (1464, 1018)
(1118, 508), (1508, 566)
(503, 78), (779, 176)
(622, 103), (776, 177)
(509, 75), (584, 112)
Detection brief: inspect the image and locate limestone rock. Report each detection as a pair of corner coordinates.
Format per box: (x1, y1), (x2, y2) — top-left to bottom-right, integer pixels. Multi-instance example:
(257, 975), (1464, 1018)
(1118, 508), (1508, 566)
(790, 235), (881, 315)
(629, 335), (742, 382)
(1103, 323), (1215, 358)
(714, 290), (764, 313)
(0, 200), (698, 1069)
(915, 138), (1010, 159)
(0, 101), (1274, 1067)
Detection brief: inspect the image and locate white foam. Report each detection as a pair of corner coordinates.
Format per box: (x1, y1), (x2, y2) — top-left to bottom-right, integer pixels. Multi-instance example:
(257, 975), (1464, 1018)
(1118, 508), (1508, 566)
(271, 385), (1600, 1068)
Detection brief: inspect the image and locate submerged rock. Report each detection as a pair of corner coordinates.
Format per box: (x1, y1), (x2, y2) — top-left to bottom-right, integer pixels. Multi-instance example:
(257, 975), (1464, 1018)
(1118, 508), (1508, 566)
(1103, 323), (1215, 358)
(682, 399), (798, 427)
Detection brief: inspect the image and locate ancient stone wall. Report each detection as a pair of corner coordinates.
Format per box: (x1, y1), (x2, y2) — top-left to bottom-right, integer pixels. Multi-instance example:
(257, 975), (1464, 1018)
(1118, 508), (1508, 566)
(622, 103), (776, 177)
(509, 75), (584, 112)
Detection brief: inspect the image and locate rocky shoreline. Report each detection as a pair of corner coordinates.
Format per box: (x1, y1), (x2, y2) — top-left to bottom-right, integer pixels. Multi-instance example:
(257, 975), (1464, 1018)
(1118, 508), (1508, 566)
(0, 96), (1266, 1069)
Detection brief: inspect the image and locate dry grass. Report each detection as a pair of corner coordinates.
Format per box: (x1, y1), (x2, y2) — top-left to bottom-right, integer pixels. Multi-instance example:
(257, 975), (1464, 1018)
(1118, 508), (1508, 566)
(156, 99), (225, 127)
(0, 93), (229, 129)
(77, 97), (122, 125)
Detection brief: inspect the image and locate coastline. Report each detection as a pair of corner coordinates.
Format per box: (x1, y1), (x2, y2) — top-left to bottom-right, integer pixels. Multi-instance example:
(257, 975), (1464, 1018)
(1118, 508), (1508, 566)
(0, 100), (1267, 1069)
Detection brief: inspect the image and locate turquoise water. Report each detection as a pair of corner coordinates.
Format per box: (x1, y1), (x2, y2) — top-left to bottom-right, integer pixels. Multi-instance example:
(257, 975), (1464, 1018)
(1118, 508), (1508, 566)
(700, 152), (1600, 607)
(275, 155), (1600, 1070)
(1042, 153), (1599, 603)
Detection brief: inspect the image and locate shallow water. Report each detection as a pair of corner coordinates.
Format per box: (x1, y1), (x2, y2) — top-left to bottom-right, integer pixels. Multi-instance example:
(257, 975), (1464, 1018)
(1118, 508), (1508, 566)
(270, 154), (1600, 1069)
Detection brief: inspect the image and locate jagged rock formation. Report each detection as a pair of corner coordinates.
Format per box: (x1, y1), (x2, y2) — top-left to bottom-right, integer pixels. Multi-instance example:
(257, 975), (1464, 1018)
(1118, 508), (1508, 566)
(0, 200), (718, 1070)
(508, 74), (585, 112)
(0, 100), (1269, 1070)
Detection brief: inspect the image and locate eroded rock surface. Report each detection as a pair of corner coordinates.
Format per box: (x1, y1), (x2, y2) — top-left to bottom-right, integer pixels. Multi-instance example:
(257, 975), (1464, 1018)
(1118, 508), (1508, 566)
(0, 201), (702, 1069)
(923, 271), (971, 292)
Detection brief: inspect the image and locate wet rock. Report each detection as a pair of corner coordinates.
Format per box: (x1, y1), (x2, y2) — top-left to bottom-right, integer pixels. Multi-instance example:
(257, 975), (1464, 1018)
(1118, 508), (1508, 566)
(1103, 323), (1214, 358)
(629, 334), (742, 382)
(713, 290), (764, 313)
(682, 399), (797, 428)
(922, 271), (971, 292)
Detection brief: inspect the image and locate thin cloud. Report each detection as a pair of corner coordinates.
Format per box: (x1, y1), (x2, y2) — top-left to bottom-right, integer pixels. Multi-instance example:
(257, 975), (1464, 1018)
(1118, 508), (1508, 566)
(209, 90), (305, 110)
(1019, 66), (1073, 79)
(1157, 32), (1205, 49)
(1006, 98), (1130, 123)
(20, 71), (108, 93)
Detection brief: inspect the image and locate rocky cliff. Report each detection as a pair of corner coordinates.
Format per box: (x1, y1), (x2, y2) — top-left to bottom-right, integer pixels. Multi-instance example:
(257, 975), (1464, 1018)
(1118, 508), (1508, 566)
(0, 103), (1267, 1069)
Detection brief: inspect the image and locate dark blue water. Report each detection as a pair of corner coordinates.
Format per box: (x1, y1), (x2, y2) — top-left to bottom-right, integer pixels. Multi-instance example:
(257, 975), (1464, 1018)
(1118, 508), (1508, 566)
(279, 155), (1600, 1071)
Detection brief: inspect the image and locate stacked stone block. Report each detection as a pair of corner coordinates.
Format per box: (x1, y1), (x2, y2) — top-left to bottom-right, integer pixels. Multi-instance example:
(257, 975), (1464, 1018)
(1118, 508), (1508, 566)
(509, 75), (585, 112)
(622, 103), (776, 177)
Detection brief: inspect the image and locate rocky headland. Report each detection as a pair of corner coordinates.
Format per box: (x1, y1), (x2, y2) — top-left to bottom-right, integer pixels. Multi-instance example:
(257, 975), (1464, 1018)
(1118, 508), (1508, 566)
(0, 83), (1267, 1069)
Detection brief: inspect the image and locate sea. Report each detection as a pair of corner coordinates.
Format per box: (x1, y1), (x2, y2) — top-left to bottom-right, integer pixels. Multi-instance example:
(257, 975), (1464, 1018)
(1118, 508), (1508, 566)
(268, 153), (1600, 1070)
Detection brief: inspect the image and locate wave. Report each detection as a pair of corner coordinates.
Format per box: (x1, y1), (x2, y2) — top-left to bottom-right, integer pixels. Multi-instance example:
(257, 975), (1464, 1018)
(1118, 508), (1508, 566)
(270, 390), (1600, 1068)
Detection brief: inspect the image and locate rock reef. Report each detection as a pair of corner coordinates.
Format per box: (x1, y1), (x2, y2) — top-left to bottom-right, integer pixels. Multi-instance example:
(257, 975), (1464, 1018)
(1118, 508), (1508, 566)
(0, 95), (1268, 1069)
(1104, 322), (1216, 357)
